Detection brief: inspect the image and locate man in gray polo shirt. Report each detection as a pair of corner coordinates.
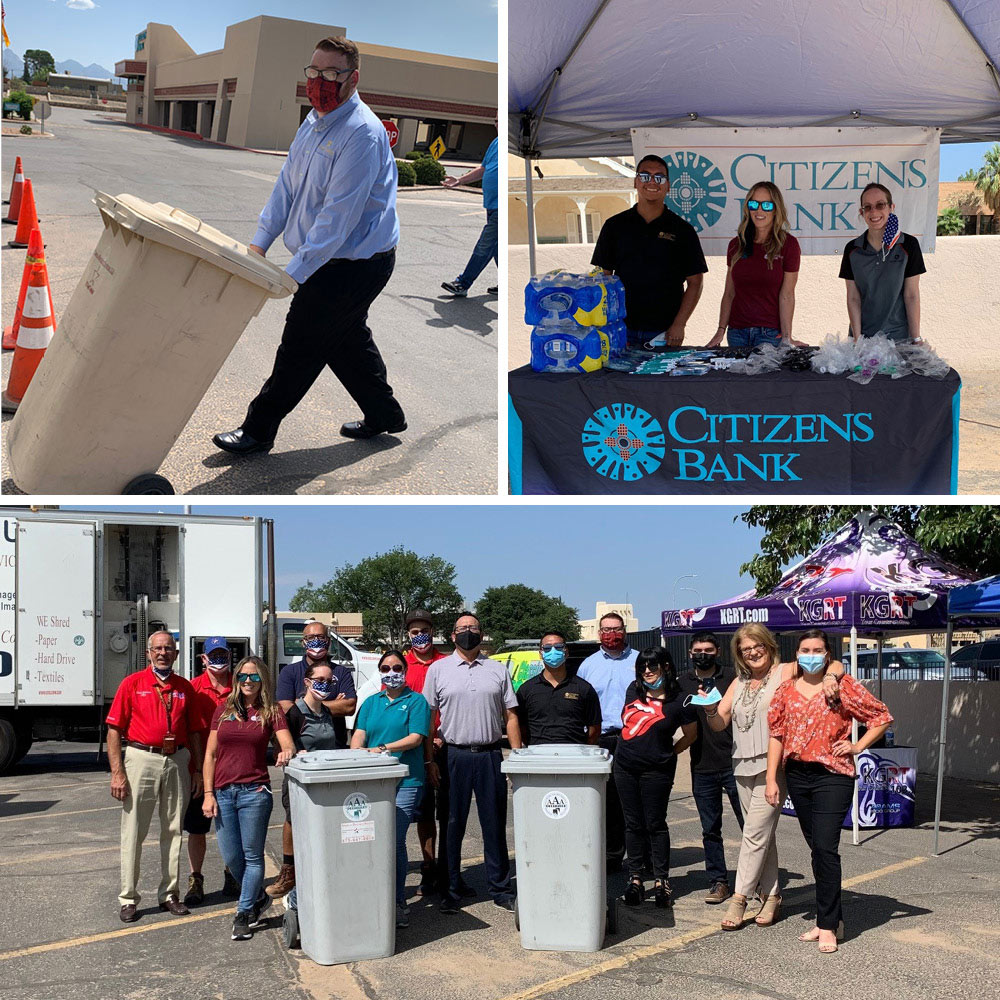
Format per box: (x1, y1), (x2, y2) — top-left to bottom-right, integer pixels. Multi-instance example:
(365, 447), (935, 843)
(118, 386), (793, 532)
(423, 611), (522, 914)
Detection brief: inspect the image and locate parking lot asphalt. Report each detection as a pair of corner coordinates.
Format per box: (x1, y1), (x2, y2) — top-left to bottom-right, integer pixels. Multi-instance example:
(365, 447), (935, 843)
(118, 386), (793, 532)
(2, 740), (998, 1000)
(0, 108), (498, 495)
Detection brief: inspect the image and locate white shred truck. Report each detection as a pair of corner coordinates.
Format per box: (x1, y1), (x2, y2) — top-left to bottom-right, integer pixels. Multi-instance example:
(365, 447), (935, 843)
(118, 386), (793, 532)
(0, 509), (269, 774)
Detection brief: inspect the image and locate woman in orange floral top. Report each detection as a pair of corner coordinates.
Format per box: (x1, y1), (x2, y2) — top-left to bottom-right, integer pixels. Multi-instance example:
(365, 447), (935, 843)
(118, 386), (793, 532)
(765, 630), (892, 954)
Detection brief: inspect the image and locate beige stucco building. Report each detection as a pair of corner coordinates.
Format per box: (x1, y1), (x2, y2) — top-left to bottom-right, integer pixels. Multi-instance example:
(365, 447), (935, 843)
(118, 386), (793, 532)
(116, 16), (497, 158)
(578, 602), (640, 641)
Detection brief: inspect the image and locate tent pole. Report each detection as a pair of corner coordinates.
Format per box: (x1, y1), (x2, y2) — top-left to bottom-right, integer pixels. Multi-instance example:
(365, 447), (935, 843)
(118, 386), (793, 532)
(877, 634), (883, 701)
(851, 626), (859, 846)
(524, 156), (537, 277)
(934, 621), (954, 856)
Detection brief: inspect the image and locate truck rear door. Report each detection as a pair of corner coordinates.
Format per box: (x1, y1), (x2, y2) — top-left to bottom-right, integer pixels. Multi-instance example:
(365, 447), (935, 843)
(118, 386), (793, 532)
(15, 519), (97, 706)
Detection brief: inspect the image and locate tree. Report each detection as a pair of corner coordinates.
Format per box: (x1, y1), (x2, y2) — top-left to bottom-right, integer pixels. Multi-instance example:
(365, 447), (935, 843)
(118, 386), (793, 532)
(475, 583), (581, 650)
(22, 50), (55, 85)
(737, 506), (1000, 593)
(289, 547), (463, 647)
(974, 143), (1000, 213)
(957, 168), (977, 182)
(936, 207), (966, 236)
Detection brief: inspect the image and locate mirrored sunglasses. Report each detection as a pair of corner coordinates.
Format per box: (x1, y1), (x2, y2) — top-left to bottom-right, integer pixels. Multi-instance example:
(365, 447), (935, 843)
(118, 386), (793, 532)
(238, 672), (262, 683)
(747, 199), (775, 212)
(637, 171), (667, 184)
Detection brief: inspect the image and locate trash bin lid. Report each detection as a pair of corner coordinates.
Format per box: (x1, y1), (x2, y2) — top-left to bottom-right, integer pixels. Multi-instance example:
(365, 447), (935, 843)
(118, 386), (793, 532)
(93, 191), (298, 298)
(501, 743), (613, 775)
(286, 749), (409, 784)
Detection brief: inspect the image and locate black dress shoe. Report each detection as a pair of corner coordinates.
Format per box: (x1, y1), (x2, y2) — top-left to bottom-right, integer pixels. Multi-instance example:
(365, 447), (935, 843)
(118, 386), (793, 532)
(119, 904), (139, 923)
(493, 893), (516, 911)
(340, 419), (407, 440)
(212, 428), (275, 454)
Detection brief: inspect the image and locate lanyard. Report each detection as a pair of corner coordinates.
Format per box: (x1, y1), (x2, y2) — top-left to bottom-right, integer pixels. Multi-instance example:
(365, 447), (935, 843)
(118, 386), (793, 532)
(155, 684), (174, 735)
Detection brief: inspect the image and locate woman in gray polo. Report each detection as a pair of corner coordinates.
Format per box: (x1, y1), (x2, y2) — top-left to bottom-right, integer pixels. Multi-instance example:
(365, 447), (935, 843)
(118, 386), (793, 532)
(839, 183), (926, 343)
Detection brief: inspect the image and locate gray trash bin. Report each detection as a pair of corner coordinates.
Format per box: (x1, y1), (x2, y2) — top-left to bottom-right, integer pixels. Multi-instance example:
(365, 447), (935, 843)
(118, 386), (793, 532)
(501, 744), (615, 952)
(286, 749), (409, 965)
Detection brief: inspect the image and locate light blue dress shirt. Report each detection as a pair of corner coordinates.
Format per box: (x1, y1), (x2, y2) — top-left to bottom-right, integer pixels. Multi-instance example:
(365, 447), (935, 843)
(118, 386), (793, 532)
(577, 645), (639, 733)
(481, 137), (498, 211)
(252, 93), (399, 285)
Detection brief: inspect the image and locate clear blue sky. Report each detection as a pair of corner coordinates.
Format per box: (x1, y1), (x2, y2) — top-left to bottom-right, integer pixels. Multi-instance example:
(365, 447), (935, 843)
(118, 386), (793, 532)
(63, 505), (766, 630)
(939, 142), (995, 181)
(3, 0), (497, 72)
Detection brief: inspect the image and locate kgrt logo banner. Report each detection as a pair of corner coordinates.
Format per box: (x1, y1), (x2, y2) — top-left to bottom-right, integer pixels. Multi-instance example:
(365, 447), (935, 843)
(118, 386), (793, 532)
(631, 126), (940, 256)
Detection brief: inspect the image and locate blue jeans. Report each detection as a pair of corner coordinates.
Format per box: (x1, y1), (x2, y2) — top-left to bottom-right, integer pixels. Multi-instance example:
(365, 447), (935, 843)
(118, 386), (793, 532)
(214, 782), (273, 915)
(727, 327), (782, 348)
(457, 208), (498, 288)
(395, 784), (422, 905)
(691, 769), (745, 885)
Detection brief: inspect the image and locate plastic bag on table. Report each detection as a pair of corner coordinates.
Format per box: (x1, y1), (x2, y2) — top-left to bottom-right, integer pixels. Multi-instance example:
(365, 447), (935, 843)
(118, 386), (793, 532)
(728, 342), (787, 376)
(896, 340), (950, 379)
(846, 334), (905, 384)
(811, 334), (857, 375)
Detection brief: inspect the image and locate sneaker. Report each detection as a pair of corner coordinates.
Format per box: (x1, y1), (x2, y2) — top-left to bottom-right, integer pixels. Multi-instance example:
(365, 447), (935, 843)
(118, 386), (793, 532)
(231, 912), (253, 941)
(223, 867), (240, 898)
(439, 894), (459, 915)
(184, 872), (205, 906)
(265, 863), (295, 898)
(705, 882), (732, 905)
(493, 894), (516, 911)
(487, 286), (498, 295)
(441, 280), (468, 297)
(248, 892), (271, 930)
(396, 903), (410, 928)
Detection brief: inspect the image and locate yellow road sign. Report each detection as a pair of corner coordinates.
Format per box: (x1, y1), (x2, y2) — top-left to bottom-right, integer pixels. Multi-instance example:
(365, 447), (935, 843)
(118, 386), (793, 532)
(429, 136), (446, 160)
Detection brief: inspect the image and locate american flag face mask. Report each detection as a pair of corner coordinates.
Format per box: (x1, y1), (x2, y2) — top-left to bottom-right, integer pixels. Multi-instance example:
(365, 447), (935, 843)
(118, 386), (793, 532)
(882, 213), (900, 261)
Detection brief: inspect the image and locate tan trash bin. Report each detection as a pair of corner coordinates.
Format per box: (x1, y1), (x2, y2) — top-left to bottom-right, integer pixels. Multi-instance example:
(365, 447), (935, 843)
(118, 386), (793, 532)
(7, 191), (297, 494)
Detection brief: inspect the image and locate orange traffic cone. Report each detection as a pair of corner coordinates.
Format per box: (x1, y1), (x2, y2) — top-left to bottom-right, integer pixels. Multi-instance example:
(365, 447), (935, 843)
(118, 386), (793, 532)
(3, 228), (54, 350)
(3, 155), (24, 213)
(8, 178), (40, 248)
(2, 251), (57, 412)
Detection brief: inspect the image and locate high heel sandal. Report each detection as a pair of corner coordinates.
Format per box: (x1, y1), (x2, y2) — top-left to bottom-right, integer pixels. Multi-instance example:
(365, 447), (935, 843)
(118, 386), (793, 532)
(721, 893), (748, 930)
(653, 880), (672, 909)
(754, 894), (781, 926)
(799, 920), (844, 944)
(623, 876), (645, 907)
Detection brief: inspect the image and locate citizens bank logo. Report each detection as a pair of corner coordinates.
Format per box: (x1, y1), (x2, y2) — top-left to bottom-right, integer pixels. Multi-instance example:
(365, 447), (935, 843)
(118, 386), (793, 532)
(663, 151), (727, 231)
(582, 403), (665, 481)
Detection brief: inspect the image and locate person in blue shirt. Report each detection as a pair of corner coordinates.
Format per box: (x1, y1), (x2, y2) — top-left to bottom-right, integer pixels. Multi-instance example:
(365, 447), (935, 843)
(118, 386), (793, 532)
(577, 611), (639, 870)
(213, 35), (406, 455)
(441, 124), (498, 298)
(352, 649), (432, 930)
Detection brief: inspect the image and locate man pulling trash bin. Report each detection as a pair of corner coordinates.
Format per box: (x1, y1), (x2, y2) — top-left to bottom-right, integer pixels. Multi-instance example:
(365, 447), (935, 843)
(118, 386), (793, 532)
(213, 35), (406, 455)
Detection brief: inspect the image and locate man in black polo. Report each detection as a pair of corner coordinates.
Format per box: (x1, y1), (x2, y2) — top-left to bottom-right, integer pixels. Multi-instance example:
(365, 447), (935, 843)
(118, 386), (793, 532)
(677, 631), (744, 904)
(516, 631), (601, 746)
(592, 154), (708, 348)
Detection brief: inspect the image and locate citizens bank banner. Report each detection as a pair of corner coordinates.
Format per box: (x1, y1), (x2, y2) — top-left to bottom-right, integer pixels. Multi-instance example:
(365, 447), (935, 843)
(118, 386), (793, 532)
(631, 126), (940, 255)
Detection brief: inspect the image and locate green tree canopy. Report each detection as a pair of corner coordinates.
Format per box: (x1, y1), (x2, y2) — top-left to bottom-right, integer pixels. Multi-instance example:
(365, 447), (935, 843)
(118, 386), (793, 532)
(936, 207), (966, 236)
(23, 49), (55, 84)
(289, 547), (464, 647)
(956, 167), (977, 182)
(974, 143), (1000, 213)
(475, 583), (581, 649)
(738, 506), (1000, 594)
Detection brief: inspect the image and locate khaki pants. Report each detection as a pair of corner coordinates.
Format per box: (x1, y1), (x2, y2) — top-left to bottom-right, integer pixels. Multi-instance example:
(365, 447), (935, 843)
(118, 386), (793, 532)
(119, 745), (191, 907)
(734, 769), (785, 899)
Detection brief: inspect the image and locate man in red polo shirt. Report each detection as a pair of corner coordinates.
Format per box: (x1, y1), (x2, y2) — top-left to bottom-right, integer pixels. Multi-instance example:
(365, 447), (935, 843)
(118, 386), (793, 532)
(183, 636), (238, 906)
(404, 610), (449, 896)
(106, 631), (204, 923)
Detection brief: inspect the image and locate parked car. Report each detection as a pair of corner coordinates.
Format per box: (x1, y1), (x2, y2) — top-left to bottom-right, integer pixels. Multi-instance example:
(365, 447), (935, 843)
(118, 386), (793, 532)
(949, 640), (1000, 680)
(844, 647), (992, 681)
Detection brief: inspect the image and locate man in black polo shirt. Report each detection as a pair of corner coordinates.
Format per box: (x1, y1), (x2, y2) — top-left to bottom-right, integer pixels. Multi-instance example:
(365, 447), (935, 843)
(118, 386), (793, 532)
(677, 632), (744, 904)
(516, 631), (601, 745)
(592, 154), (708, 348)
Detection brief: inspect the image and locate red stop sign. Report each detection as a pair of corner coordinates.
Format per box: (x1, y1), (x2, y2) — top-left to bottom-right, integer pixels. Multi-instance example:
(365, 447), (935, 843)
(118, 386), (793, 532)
(382, 120), (399, 148)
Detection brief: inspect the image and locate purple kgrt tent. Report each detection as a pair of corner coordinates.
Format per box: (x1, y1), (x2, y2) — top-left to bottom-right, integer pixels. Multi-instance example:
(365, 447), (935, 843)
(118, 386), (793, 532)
(661, 512), (975, 636)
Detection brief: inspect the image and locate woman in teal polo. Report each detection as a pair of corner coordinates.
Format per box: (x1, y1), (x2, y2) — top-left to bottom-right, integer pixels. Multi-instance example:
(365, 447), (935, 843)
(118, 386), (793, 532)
(351, 649), (431, 928)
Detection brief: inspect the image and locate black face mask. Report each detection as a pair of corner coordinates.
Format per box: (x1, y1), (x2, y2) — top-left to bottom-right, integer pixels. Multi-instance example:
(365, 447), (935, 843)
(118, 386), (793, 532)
(455, 630), (482, 652)
(691, 651), (717, 670)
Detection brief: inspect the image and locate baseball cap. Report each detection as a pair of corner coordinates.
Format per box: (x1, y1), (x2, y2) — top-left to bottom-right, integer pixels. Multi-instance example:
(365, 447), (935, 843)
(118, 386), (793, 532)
(405, 610), (434, 629)
(203, 636), (229, 655)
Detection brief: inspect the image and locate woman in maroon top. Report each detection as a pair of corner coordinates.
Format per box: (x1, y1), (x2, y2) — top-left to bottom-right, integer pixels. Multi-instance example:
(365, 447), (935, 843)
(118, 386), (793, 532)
(708, 181), (804, 350)
(203, 656), (294, 941)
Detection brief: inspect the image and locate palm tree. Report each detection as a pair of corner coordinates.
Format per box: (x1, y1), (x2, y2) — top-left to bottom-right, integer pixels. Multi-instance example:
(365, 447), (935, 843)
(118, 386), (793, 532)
(974, 143), (1000, 213)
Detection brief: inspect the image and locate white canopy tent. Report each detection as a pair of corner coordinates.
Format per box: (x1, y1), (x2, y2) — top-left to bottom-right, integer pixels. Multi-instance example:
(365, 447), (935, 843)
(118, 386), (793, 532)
(509, 0), (1000, 271)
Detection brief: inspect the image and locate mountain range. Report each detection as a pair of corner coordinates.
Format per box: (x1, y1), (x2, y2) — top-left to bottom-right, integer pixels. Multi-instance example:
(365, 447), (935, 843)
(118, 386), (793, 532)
(2, 51), (117, 80)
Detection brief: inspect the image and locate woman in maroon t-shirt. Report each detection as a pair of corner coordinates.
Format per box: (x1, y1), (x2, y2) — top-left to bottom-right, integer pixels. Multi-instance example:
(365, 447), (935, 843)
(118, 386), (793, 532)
(708, 182), (804, 349)
(203, 656), (294, 941)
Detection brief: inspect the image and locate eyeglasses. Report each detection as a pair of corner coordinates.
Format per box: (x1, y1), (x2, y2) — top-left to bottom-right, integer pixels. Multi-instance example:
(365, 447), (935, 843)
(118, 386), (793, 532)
(378, 664), (405, 673)
(304, 66), (353, 82)
(540, 643), (567, 653)
(637, 171), (667, 185)
(862, 200), (890, 213)
(747, 200), (775, 212)
(454, 626), (480, 634)
(599, 626), (625, 634)
(238, 673), (262, 683)
(739, 644), (767, 658)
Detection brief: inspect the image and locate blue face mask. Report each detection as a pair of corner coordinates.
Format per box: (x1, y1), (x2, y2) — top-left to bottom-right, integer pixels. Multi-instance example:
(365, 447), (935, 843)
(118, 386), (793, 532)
(684, 687), (722, 707)
(310, 680), (333, 699)
(304, 636), (330, 652)
(798, 653), (827, 674)
(645, 675), (664, 690)
(410, 632), (432, 650)
(541, 647), (567, 668)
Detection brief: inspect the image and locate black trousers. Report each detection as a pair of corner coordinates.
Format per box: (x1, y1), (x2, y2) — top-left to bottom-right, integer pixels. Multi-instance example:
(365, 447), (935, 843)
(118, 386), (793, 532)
(600, 732), (626, 860)
(784, 759), (855, 930)
(417, 742), (451, 883)
(446, 746), (512, 900)
(242, 251), (404, 439)
(613, 757), (677, 880)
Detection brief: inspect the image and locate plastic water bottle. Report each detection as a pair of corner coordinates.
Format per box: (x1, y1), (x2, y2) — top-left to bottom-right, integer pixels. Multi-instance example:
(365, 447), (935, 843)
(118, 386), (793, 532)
(606, 319), (628, 358)
(524, 271), (607, 327)
(530, 316), (605, 374)
(884, 726), (895, 748)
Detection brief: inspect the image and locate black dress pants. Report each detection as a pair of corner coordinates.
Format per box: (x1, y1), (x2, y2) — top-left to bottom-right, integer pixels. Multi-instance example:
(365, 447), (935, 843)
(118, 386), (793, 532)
(613, 757), (677, 880)
(599, 732), (626, 860)
(242, 251), (404, 440)
(784, 759), (855, 930)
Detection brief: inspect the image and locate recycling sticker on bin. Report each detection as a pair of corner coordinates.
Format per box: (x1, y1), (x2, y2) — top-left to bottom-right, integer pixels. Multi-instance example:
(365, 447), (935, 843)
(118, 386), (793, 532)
(341, 820), (376, 844)
(343, 792), (371, 821)
(542, 791), (571, 819)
